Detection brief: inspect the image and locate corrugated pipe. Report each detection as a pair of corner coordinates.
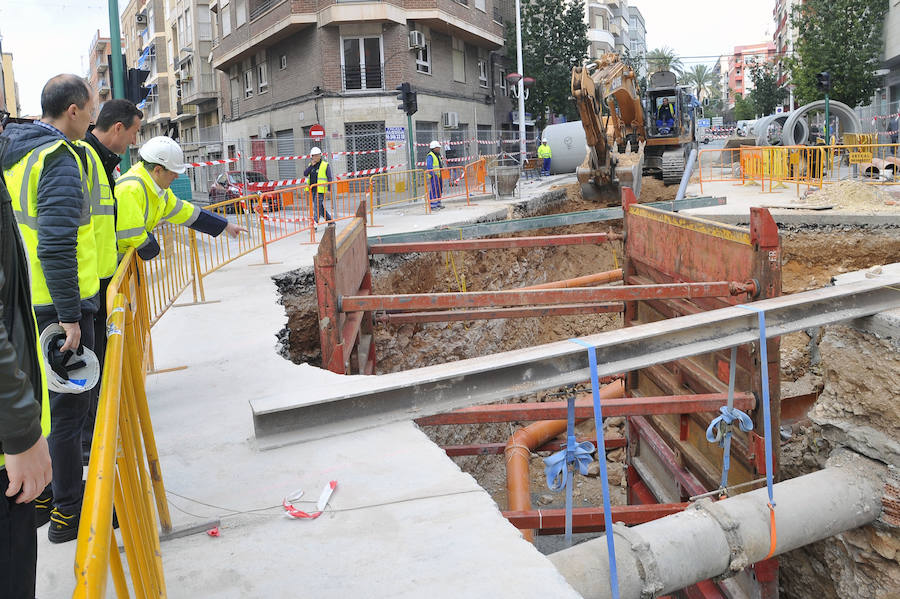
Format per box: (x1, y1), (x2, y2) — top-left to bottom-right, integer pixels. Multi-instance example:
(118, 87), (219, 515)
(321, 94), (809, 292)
(549, 450), (893, 599)
(505, 379), (625, 542)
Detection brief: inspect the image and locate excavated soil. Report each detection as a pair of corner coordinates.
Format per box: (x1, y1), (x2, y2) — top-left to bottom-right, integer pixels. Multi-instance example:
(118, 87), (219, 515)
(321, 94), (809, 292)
(275, 186), (900, 582)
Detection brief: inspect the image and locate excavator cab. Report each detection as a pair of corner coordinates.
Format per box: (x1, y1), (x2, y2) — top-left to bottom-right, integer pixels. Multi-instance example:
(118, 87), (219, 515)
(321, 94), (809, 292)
(642, 71), (698, 184)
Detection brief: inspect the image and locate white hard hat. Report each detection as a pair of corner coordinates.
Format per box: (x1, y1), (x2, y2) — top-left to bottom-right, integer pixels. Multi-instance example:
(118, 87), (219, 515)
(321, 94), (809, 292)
(429, 140), (441, 149)
(139, 136), (186, 174)
(310, 147), (322, 156)
(541, 138), (548, 143)
(39, 324), (101, 395)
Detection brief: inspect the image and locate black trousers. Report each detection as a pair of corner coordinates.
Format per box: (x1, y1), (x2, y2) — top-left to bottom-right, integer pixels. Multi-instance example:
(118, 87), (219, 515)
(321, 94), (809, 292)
(83, 277), (111, 456)
(0, 468), (37, 599)
(35, 309), (96, 514)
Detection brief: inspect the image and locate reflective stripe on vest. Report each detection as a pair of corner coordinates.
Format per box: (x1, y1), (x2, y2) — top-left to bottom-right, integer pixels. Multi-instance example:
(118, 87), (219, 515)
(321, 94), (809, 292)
(78, 141), (118, 278)
(314, 160), (329, 194)
(3, 140), (99, 306)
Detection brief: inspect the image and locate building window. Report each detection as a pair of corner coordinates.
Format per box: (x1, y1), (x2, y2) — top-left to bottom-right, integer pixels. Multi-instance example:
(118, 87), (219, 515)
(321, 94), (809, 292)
(341, 36), (383, 91)
(280, 55), (287, 70)
(499, 67), (507, 95)
(416, 39), (431, 74)
(184, 7), (192, 44)
(221, 0), (232, 36)
(257, 62), (268, 93)
(235, 0), (247, 27)
(198, 6), (212, 41)
(478, 59), (488, 87)
(452, 37), (465, 83)
(475, 0), (485, 10)
(244, 70), (253, 98)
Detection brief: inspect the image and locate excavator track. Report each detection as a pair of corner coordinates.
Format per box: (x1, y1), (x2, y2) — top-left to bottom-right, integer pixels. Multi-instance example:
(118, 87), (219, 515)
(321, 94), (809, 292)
(661, 149), (686, 185)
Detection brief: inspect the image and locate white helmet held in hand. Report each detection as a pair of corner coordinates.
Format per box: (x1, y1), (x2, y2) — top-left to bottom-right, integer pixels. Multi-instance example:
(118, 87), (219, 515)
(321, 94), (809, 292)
(39, 324), (101, 394)
(310, 147), (322, 156)
(429, 140), (441, 149)
(139, 136), (187, 173)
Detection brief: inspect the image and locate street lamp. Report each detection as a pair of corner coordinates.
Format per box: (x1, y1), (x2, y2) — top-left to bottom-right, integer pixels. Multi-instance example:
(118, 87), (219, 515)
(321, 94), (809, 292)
(506, 73), (535, 100)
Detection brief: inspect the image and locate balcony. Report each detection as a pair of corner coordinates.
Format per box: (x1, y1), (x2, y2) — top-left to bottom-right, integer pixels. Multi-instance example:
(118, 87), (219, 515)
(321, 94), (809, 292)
(318, 1), (406, 27)
(181, 74), (218, 105)
(342, 64), (384, 92)
(174, 102), (197, 122)
(212, 0), (315, 70)
(492, 5), (503, 24)
(587, 29), (615, 49)
(406, 0), (504, 48)
(199, 126), (222, 143)
(98, 79), (111, 95)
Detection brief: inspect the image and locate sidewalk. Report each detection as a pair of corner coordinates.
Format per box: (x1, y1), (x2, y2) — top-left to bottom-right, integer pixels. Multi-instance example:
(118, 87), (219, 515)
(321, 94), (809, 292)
(37, 175), (583, 598)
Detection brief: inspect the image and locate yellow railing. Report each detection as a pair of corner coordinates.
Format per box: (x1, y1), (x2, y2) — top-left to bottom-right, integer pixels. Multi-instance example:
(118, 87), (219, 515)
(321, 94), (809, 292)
(74, 249), (172, 598)
(369, 169), (427, 212)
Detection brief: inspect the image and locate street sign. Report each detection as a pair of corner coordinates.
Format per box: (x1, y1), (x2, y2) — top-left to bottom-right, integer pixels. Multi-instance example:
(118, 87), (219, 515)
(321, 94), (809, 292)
(386, 126), (406, 141)
(697, 118), (711, 128)
(310, 124), (325, 140)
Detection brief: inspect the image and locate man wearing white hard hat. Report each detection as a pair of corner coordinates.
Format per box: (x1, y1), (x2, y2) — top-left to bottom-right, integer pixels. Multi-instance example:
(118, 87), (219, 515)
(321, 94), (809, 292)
(302, 147), (332, 223)
(116, 136), (246, 260)
(425, 140), (444, 211)
(538, 137), (552, 176)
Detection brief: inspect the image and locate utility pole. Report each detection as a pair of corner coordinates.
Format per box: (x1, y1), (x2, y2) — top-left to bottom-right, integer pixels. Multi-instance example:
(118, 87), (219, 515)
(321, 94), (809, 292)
(817, 71), (832, 143)
(514, 0), (526, 164)
(108, 0), (131, 170)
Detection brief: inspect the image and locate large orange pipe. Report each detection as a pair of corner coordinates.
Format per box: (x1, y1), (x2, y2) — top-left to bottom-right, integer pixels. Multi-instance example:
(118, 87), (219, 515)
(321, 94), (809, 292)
(504, 378), (625, 542)
(517, 268), (623, 291)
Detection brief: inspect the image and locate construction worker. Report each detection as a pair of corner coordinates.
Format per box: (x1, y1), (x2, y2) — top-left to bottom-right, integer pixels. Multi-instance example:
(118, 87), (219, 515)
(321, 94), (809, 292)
(302, 147), (332, 223)
(426, 140), (444, 211)
(116, 136), (246, 260)
(656, 98), (675, 130)
(538, 138), (552, 176)
(0, 160), (53, 598)
(0, 74), (97, 543)
(75, 99), (142, 464)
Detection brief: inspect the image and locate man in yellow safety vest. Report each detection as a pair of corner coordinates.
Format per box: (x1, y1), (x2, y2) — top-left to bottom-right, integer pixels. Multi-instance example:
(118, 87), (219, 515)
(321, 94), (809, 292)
(538, 138), (552, 176)
(303, 147), (333, 224)
(0, 74), (97, 543)
(116, 136), (246, 260)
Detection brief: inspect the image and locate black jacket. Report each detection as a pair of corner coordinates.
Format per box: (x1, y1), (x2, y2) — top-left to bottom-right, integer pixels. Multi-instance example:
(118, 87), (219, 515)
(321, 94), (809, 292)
(83, 128), (122, 193)
(0, 122), (97, 323)
(0, 143), (45, 458)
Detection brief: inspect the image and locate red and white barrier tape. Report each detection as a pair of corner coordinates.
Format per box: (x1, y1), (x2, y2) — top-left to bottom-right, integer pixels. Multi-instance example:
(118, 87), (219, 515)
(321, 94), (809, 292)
(259, 215), (310, 224)
(187, 157), (239, 167)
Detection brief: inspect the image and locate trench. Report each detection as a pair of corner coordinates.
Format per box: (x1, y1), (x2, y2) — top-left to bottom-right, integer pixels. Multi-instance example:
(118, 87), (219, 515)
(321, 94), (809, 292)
(272, 187), (900, 592)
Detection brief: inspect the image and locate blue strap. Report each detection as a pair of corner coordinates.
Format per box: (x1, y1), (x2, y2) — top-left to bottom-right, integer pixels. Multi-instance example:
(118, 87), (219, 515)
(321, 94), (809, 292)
(570, 338), (620, 599)
(705, 405), (754, 489)
(737, 304), (776, 508)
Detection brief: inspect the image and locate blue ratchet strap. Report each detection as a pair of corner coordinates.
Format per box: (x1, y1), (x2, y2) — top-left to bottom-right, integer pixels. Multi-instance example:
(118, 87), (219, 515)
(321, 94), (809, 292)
(569, 338), (620, 599)
(705, 346), (754, 490)
(737, 304), (778, 558)
(543, 394), (595, 545)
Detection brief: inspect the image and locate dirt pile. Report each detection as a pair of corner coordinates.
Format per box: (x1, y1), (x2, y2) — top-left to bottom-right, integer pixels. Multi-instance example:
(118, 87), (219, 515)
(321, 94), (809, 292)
(798, 180), (900, 213)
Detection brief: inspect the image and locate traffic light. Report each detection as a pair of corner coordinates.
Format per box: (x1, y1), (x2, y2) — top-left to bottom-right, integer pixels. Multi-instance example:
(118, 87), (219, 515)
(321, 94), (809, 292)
(396, 82), (418, 116)
(815, 71), (832, 93)
(126, 68), (151, 104)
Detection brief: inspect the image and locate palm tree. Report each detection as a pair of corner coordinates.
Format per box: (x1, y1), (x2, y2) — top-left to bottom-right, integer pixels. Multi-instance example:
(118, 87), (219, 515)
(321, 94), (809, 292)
(646, 46), (683, 75)
(682, 64), (716, 100)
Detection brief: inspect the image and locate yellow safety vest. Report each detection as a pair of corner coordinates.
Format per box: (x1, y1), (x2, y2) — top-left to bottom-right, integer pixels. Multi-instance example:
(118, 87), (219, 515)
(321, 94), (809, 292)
(3, 140), (99, 307)
(76, 141), (117, 279)
(313, 160), (329, 194)
(538, 144), (552, 159)
(115, 162), (200, 255)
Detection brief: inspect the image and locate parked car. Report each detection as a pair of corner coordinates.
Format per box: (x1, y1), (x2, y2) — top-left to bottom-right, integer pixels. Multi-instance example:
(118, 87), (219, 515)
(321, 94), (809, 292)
(208, 171), (270, 207)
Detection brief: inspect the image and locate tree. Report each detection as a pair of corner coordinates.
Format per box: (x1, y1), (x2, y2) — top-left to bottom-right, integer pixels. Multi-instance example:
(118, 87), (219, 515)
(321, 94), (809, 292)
(787, 0), (888, 107)
(646, 46), (683, 75)
(681, 64), (716, 100)
(621, 47), (647, 93)
(746, 63), (788, 115)
(733, 95), (756, 120)
(504, 0), (588, 129)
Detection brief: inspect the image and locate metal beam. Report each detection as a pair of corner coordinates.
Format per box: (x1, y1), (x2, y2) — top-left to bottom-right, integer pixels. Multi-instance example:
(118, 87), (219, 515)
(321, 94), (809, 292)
(440, 436), (627, 457)
(374, 302), (623, 324)
(341, 282), (754, 313)
(366, 197), (726, 245)
(503, 504), (689, 533)
(251, 274), (900, 444)
(414, 393), (755, 425)
(369, 232), (620, 254)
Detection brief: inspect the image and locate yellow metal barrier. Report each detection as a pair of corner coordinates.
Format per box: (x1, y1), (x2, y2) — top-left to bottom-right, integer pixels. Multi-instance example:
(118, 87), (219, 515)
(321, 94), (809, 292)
(74, 249), (172, 598)
(194, 194), (265, 279)
(369, 169), (427, 212)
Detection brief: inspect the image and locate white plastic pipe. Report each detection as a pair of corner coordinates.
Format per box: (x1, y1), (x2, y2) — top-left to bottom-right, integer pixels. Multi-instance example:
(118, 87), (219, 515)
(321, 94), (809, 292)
(549, 451), (887, 599)
(674, 149), (697, 202)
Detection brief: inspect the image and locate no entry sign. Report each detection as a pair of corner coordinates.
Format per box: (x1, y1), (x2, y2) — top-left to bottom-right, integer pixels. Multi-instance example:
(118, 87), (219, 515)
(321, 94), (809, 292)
(310, 124), (325, 140)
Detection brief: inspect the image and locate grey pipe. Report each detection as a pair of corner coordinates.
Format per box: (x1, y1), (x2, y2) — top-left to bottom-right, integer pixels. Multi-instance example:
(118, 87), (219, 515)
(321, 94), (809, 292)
(782, 99), (861, 145)
(549, 450), (887, 599)
(674, 149), (697, 202)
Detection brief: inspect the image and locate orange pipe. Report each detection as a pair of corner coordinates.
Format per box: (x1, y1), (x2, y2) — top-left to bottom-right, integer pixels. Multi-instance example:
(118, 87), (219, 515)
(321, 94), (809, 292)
(504, 378), (625, 542)
(517, 268), (623, 291)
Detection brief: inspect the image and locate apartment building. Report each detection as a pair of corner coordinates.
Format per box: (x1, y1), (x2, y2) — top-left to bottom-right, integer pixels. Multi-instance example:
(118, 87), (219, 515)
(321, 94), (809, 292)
(713, 55), (729, 103)
(882, 0), (900, 115)
(628, 5), (645, 60)
(772, 0), (796, 110)
(0, 32), (19, 117)
(87, 30), (124, 107)
(727, 42), (775, 108)
(122, 0), (175, 140)
(586, 0), (632, 60)
(209, 0), (514, 176)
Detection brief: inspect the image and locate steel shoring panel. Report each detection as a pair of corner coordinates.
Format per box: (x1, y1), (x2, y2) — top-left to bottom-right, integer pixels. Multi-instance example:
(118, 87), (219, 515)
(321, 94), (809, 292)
(251, 275), (900, 443)
(366, 197), (726, 245)
(374, 302), (623, 324)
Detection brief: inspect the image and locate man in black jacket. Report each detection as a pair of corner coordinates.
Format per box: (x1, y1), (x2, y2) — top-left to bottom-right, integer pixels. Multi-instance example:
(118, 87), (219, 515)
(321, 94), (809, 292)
(0, 147), (53, 598)
(0, 74), (97, 543)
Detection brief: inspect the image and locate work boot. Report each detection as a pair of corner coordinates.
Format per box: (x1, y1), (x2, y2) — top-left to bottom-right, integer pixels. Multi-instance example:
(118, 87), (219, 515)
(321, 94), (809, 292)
(48, 507), (80, 543)
(34, 488), (53, 528)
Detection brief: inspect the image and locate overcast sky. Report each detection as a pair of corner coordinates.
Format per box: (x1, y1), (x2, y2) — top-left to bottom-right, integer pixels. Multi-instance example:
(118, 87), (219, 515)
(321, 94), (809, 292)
(0, 0), (775, 116)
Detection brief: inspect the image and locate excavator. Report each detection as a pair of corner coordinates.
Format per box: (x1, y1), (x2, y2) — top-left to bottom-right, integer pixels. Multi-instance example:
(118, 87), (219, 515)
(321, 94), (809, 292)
(571, 52), (698, 201)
